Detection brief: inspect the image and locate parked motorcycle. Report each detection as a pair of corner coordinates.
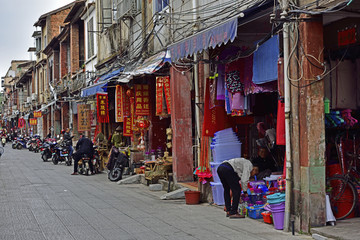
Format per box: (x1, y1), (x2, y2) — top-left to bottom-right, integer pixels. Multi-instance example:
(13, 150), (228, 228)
(52, 141), (72, 166)
(12, 136), (27, 150)
(40, 140), (57, 162)
(107, 147), (129, 182)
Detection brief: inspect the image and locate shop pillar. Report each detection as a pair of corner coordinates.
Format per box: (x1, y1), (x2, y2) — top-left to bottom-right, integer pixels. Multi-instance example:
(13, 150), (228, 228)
(61, 102), (69, 130)
(292, 15), (326, 231)
(170, 67), (194, 182)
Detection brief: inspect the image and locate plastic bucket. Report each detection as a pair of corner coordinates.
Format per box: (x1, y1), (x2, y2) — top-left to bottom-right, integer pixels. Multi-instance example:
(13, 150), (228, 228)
(269, 201), (285, 211)
(272, 209), (285, 230)
(184, 191), (201, 205)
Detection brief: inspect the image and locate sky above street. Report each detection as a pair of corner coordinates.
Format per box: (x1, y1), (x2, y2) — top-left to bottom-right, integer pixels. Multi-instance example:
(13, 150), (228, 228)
(0, 0), (74, 79)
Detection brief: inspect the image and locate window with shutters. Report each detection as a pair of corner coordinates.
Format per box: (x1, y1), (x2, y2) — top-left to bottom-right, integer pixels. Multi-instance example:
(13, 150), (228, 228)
(87, 17), (95, 59)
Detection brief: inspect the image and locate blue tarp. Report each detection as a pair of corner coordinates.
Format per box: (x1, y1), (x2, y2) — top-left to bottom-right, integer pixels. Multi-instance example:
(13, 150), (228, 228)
(252, 35), (279, 84)
(168, 18), (238, 61)
(81, 81), (108, 97)
(98, 67), (123, 81)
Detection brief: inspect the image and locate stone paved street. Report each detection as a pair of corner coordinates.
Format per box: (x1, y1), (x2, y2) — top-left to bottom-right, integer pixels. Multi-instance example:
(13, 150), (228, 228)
(0, 145), (312, 240)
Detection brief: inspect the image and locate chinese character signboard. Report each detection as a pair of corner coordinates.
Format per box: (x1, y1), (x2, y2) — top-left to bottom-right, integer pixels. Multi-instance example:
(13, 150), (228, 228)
(338, 27), (356, 47)
(115, 85), (131, 122)
(163, 76), (171, 114)
(96, 93), (109, 123)
(77, 104), (91, 132)
(33, 111), (42, 118)
(156, 77), (164, 115)
(29, 118), (37, 125)
(155, 76), (171, 115)
(135, 84), (150, 116)
(123, 117), (133, 136)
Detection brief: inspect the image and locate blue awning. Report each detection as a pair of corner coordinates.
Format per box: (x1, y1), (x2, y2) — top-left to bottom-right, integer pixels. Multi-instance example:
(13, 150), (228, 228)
(81, 81), (109, 97)
(168, 17), (238, 61)
(98, 67), (124, 81)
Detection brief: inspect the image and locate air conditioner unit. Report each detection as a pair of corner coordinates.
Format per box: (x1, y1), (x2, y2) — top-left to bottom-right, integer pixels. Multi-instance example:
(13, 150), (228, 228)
(26, 97), (31, 103)
(117, 0), (139, 19)
(31, 93), (37, 101)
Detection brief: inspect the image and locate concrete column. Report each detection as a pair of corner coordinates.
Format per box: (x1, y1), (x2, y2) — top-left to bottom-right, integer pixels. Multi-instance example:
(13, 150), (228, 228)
(292, 15), (326, 231)
(170, 66), (193, 182)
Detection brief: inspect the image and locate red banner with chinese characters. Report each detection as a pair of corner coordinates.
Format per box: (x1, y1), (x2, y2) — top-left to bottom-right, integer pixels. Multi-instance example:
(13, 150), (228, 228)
(115, 85), (131, 122)
(77, 104), (91, 132)
(29, 118), (37, 125)
(96, 93), (109, 123)
(135, 84), (150, 116)
(115, 85), (123, 122)
(123, 117), (133, 136)
(163, 76), (171, 114)
(338, 27), (356, 47)
(156, 77), (164, 115)
(33, 111), (42, 118)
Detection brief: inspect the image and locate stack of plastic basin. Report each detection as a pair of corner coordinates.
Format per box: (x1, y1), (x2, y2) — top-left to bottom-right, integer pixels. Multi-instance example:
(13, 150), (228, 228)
(209, 128), (242, 206)
(210, 182), (225, 205)
(211, 128), (242, 163)
(266, 193), (286, 230)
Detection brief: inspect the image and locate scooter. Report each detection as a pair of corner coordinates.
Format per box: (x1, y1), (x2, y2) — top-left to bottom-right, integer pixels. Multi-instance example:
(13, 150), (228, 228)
(40, 140), (57, 162)
(1, 136), (6, 147)
(52, 142), (72, 166)
(78, 154), (92, 175)
(107, 147), (129, 182)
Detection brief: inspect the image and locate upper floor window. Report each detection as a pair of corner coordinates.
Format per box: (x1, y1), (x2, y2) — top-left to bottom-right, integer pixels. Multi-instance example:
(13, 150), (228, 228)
(155, 0), (169, 12)
(87, 17), (95, 59)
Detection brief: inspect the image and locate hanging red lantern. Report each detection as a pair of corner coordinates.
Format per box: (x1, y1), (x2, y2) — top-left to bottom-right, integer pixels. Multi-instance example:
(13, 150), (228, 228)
(135, 118), (150, 130)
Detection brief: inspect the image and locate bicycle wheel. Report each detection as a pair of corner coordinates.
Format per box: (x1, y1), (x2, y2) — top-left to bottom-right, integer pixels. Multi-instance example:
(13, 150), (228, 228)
(327, 175), (357, 220)
(0, 146), (4, 156)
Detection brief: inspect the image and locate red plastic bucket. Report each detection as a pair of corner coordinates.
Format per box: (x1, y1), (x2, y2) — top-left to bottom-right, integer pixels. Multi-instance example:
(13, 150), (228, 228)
(184, 191), (200, 205)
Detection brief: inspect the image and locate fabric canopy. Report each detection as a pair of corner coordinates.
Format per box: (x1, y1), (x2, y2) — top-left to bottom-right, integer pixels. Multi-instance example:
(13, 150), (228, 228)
(98, 67), (124, 81)
(81, 81), (109, 97)
(117, 51), (169, 83)
(168, 17), (238, 61)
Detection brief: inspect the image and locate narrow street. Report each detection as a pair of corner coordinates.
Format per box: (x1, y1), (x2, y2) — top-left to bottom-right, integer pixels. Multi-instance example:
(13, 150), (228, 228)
(0, 145), (311, 240)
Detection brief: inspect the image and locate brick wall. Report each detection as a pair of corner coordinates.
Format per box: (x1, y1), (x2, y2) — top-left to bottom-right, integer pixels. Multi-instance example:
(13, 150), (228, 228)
(60, 42), (67, 78)
(70, 24), (80, 73)
(48, 9), (71, 41)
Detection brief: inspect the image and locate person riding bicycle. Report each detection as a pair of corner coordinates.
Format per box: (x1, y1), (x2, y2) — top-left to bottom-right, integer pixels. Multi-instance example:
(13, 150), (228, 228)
(71, 134), (94, 175)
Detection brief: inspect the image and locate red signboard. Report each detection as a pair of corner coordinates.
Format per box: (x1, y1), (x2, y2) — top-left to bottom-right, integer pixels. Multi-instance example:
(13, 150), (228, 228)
(115, 85), (131, 122)
(338, 27), (357, 47)
(156, 77), (164, 115)
(163, 76), (171, 114)
(135, 84), (150, 116)
(123, 117), (133, 136)
(33, 111), (42, 118)
(29, 118), (37, 126)
(96, 93), (109, 123)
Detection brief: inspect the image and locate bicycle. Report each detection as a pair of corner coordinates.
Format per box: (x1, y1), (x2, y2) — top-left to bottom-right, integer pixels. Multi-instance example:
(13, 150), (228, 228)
(326, 135), (360, 220)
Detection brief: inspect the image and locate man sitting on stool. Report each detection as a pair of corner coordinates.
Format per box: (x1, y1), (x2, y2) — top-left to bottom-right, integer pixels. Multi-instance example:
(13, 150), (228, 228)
(71, 134), (94, 175)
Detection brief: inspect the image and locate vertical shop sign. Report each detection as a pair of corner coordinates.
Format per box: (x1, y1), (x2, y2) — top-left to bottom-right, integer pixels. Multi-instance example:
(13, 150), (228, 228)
(29, 118), (37, 125)
(156, 77), (164, 115)
(123, 117), (133, 136)
(33, 111), (42, 118)
(96, 93), (109, 123)
(135, 84), (150, 116)
(77, 104), (91, 132)
(115, 85), (123, 122)
(115, 85), (131, 122)
(163, 76), (171, 114)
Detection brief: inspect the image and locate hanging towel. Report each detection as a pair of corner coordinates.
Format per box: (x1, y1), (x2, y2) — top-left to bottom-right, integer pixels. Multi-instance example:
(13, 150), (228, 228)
(252, 35), (279, 84)
(276, 100), (285, 145)
(231, 92), (245, 110)
(217, 64), (226, 100)
(225, 88), (231, 114)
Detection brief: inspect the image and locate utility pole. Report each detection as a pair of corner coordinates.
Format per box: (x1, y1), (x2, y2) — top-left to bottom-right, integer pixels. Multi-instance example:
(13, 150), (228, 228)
(281, 0), (292, 232)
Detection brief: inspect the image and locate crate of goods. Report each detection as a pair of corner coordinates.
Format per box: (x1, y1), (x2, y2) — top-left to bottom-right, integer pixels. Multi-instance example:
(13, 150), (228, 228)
(210, 182), (225, 205)
(210, 162), (222, 182)
(261, 211), (273, 224)
(246, 205), (265, 219)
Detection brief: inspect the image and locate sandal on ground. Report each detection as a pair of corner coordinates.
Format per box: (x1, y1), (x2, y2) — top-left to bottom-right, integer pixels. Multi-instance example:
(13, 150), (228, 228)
(229, 213), (245, 219)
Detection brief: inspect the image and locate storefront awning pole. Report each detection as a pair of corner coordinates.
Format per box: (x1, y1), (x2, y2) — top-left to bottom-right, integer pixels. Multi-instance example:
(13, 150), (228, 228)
(192, 0), (201, 171)
(282, 0), (292, 232)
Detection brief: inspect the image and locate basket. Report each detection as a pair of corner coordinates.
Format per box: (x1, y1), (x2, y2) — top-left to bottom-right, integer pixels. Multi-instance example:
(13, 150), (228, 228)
(246, 205), (265, 219)
(261, 211), (273, 224)
(184, 191), (200, 205)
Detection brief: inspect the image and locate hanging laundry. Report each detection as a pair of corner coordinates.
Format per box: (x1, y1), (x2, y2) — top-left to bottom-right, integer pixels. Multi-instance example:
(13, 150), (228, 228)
(252, 35), (279, 84)
(276, 99), (285, 145)
(209, 74), (217, 109)
(231, 92), (245, 110)
(225, 70), (244, 93)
